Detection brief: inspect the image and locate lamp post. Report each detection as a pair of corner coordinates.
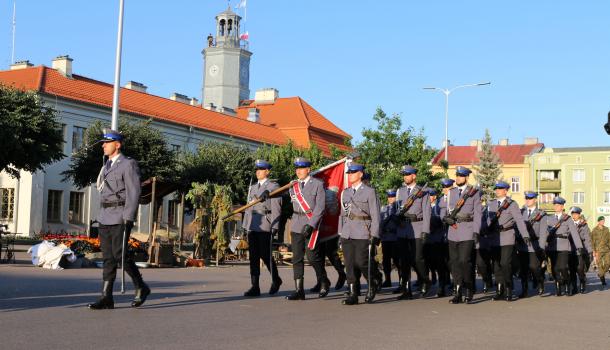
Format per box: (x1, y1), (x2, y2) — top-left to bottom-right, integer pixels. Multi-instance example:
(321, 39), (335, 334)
(423, 82), (491, 164)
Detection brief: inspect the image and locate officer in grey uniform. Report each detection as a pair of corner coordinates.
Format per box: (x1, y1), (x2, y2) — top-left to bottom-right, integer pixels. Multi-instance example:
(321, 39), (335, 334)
(286, 157), (328, 300)
(443, 166), (482, 304)
(88, 130), (149, 310)
(485, 181), (530, 302)
(569, 207), (592, 294)
(546, 197), (583, 296)
(477, 206), (494, 294)
(427, 187), (450, 297)
(242, 160), (283, 297)
(380, 189), (400, 288)
(339, 163), (381, 305)
(516, 191), (547, 297)
(395, 165), (431, 299)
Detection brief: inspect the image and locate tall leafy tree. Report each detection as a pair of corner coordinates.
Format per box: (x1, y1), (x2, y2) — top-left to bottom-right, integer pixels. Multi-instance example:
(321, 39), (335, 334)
(0, 85), (64, 177)
(474, 129), (503, 202)
(62, 119), (176, 188)
(356, 107), (441, 195)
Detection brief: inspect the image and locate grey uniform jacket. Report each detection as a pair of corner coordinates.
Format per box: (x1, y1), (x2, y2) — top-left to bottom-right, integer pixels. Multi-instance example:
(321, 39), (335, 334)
(572, 221), (592, 253)
(428, 200), (445, 244)
(242, 180), (282, 232)
(485, 198), (530, 247)
(96, 154), (141, 225)
(517, 207), (548, 253)
(289, 177), (326, 234)
(339, 184), (381, 239)
(546, 214), (583, 252)
(395, 184), (431, 239)
(446, 186), (482, 242)
(380, 203), (398, 242)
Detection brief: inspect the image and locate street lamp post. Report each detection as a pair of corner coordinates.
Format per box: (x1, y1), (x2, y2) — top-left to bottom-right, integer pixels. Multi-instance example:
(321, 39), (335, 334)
(423, 82), (491, 164)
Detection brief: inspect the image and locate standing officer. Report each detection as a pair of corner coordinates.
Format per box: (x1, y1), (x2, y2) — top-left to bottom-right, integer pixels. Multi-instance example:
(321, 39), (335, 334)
(395, 165), (431, 299)
(569, 207), (592, 294)
(517, 191), (547, 297)
(242, 159), (283, 297)
(476, 206), (494, 294)
(485, 181), (530, 302)
(340, 163), (381, 305)
(380, 189), (400, 288)
(591, 216), (610, 288)
(286, 157), (328, 300)
(443, 166), (482, 304)
(427, 188), (450, 297)
(546, 197), (583, 296)
(437, 178), (455, 297)
(88, 130), (149, 310)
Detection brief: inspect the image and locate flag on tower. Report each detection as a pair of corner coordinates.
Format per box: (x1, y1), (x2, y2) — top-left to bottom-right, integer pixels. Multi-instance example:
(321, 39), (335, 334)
(239, 31), (249, 40)
(235, 0), (247, 9)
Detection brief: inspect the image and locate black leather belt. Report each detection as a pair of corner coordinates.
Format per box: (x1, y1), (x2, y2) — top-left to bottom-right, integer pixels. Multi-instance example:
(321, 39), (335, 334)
(406, 218), (423, 222)
(456, 217), (473, 223)
(500, 225), (515, 232)
(348, 214), (371, 221)
(102, 201), (125, 208)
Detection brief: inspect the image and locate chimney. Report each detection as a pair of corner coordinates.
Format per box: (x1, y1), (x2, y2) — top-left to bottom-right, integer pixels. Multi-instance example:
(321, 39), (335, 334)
(469, 139), (479, 147)
(254, 88), (279, 104)
(190, 97), (199, 106)
(10, 60), (33, 70)
(170, 93), (190, 104)
(523, 137), (539, 145)
(219, 106), (236, 116)
(204, 103), (216, 111)
(125, 81), (148, 93)
(498, 138), (509, 146)
(52, 55), (73, 78)
(247, 108), (260, 122)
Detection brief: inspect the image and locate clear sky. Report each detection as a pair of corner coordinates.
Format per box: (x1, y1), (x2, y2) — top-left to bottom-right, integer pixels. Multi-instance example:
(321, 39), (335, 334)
(2, 1), (609, 149)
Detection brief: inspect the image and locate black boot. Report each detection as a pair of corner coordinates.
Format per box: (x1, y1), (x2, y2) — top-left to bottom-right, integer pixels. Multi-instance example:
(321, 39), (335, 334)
(450, 284), (463, 304)
(537, 279), (544, 296)
(555, 281), (562, 296)
(269, 276), (282, 295)
(382, 273), (392, 288)
(244, 275), (261, 297)
(564, 281), (572, 296)
(309, 282), (321, 293)
(505, 286), (514, 302)
(335, 272), (346, 291)
(319, 277), (331, 298)
(88, 280), (115, 310)
(519, 279), (528, 298)
(421, 279), (432, 297)
(132, 280), (151, 308)
(482, 280), (492, 294)
(365, 277), (378, 304)
(286, 279), (305, 300)
(464, 286), (474, 304)
(437, 278), (447, 298)
(342, 284), (359, 305)
(579, 279), (586, 294)
(392, 277), (404, 294)
(397, 280), (413, 300)
(492, 283), (505, 301)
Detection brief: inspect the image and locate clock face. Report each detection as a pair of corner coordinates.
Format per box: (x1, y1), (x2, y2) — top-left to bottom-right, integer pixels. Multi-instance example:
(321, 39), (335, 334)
(209, 64), (219, 77)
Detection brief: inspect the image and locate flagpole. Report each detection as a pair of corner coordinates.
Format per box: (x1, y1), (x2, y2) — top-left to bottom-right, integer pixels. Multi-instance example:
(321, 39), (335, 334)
(11, 0), (16, 65)
(111, 0), (125, 131)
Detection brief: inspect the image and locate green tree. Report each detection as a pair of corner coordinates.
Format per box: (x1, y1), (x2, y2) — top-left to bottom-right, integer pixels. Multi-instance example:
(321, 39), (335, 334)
(0, 85), (64, 177)
(356, 107), (441, 195)
(474, 129), (503, 202)
(62, 119), (176, 188)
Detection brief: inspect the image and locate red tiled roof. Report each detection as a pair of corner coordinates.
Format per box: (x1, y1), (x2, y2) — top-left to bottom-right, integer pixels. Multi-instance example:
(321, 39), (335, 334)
(431, 143), (544, 165)
(0, 66), (351, 154)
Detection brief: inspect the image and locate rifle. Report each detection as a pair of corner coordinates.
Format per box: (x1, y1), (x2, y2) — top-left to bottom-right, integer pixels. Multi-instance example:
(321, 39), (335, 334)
(483, 198), (513, 235)
(443, 185), (478, 227)
(396, 183), (428, 218)
(546, 214), (570, 240)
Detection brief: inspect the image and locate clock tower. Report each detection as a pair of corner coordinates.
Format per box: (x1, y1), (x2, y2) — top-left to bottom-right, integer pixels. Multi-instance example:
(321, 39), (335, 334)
(202, 7), (252, 113)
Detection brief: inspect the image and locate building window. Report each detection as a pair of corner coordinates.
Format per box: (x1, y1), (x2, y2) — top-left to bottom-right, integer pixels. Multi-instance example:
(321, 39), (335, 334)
(72, 126), (87, 153)
(0, 188), (15, 220)
(171, 144), (181, 152)
(510, 176), (520, 193)
(573, 192), (585, 204)
(604, 192), (610, 204)
(168, 200), (180, 228)
(68, 192), (85, 224)
(539, 171), (557, 180)
(572, 169), (585, 182)
(47, 190), (63, 223)
(539, 193), (557, 204)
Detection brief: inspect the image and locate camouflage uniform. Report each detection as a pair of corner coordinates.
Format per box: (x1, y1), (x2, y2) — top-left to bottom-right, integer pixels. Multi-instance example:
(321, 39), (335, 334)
(591, 224), (610, 280)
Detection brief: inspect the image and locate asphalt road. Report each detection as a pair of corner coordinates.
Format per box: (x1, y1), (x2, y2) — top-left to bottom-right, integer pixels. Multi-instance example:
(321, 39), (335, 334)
(1, 250), (609, 350)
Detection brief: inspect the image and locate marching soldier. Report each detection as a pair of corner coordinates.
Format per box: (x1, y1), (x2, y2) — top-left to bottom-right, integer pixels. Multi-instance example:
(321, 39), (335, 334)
(88, 130), (150, 310)
(569, 207), (592, 294)
(339, 163), (381, 305)
(427, 187), (450, 297)
(546, 197), (583, 296)
(286, 157), (328, 300)
(443, 166), (482, 304)
(476, 206), (494, 294)
(242, 160), (283, 297)
(591, 216), (610, 289)
(484, 181), (530, 302)
(516, 191), (547, 297)
(395, 165), (431, 299)
(437, 178), (455, 297)
(380, 189), (400, 288)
